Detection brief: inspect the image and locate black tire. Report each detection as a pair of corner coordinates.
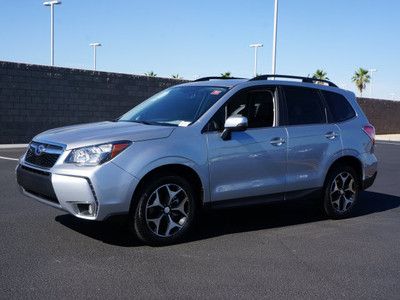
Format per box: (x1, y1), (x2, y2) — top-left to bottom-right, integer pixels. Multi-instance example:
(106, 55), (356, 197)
(130, 174), (198, 246)
(323, 165), (360, 219)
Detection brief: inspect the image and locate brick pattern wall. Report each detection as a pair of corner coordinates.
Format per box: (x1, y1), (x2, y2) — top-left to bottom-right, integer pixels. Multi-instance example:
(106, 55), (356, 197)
(0, 61), (399, 143)
(0, 61), (185, 143)
(357, 98), (400, 134)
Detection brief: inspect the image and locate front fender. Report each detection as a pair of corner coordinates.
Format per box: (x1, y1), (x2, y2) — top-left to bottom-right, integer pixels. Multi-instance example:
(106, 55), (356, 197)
(131, 156), (211, 204)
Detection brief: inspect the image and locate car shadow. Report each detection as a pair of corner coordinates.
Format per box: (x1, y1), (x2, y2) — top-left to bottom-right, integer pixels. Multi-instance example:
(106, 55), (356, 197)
(55, 191), (400, 247)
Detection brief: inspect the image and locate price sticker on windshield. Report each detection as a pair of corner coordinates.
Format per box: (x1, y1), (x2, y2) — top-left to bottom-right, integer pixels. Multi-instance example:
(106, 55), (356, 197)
(210, 90), (222, 96)
(178, 121), (191, 127)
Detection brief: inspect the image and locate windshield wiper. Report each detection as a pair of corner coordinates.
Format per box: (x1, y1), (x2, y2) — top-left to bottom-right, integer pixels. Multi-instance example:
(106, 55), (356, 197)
(125, 120), (177, 127)
(131, 120), (155, 125)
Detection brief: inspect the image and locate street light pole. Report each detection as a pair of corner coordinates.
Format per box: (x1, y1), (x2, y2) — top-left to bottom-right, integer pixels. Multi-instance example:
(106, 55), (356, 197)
(249, 43), (263, 77)
(90, 43), (102, 71)
(369, 68), (377, 98)
(43, 1), (61, 66)
(271, 0), (279, 74)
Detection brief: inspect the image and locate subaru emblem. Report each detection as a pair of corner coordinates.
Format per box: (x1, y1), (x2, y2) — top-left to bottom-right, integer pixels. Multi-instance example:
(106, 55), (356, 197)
(35, 144), (46, 156)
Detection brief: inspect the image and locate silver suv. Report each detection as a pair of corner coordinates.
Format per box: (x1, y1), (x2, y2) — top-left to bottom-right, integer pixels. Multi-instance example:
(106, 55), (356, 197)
(16, 75), (378, 245)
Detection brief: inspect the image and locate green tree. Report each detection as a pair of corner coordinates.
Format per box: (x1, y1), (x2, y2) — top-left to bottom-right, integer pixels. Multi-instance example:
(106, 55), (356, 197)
(312, 69), (329, 84)
(171, 74), (182, 79)
(145, 71), (157, 77)
(220, 72), (231, 78)
(352, 68), (370, 96)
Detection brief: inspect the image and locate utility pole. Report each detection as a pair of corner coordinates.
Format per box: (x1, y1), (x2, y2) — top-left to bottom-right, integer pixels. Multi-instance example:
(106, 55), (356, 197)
(271, 0), (279, 74)
(250, 43), (263, 77)
(43, 1), (62, 66)
(90, 43), (102, 71)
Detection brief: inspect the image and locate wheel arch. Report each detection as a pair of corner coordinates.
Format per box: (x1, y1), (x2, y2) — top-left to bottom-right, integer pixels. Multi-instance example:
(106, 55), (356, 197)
(130, 163), (205, 211)
(324, 155), (363, 187)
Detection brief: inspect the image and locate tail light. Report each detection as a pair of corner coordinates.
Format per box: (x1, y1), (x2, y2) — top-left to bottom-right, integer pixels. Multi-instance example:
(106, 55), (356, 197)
(363, 124), (376, 145)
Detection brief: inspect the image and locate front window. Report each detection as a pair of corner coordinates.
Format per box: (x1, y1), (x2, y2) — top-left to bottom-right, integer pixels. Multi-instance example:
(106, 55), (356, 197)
(118, 86), (229, 126)
(208, 88), (276, 131)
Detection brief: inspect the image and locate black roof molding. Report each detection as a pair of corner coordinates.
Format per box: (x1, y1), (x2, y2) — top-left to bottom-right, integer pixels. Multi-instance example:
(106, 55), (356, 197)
(249, 74), (338, 87)
(194, 76), (246, 82)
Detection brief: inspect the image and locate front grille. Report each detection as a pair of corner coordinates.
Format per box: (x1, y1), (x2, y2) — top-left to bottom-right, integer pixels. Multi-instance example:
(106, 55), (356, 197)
(21, 165), (50, 176)
(25, 142), (63, 168)
(25, 188), (59, 204)
(16, 165), (59, 204)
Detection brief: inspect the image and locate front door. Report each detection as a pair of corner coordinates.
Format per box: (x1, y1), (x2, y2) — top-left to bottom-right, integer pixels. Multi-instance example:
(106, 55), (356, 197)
(205, 86), (287, 205)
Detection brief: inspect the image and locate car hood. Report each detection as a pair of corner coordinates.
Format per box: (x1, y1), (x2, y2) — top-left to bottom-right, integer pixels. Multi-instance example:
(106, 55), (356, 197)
(33, 121), (175, 150)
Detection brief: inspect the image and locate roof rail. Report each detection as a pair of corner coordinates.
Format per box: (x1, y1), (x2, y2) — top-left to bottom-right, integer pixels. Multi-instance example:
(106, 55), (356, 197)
(194, 76), (246, 82)
(249, 74), (338, 87)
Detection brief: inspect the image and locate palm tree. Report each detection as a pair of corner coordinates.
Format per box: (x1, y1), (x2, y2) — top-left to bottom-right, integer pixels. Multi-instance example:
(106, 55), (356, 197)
(145, 71), (157, 77)
(352, 68), (370, 96)
(171, 74), (182, 79)
(220, 72), (231, 78)
(312, 69), (329, 84)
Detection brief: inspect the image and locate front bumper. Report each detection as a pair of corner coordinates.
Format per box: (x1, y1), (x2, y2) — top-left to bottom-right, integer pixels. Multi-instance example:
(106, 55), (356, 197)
(363, 171), (377, 190)
(16, 161), (138, 221)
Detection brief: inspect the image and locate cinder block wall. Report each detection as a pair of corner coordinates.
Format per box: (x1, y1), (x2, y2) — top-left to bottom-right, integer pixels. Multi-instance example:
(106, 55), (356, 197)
(357, 98), (400, 134)
(0, 61), (399, 143)
(0, 61), (185, 143)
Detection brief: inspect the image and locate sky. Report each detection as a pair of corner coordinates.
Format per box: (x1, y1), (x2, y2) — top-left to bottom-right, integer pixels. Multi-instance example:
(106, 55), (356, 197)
(1, 0), (399, 100)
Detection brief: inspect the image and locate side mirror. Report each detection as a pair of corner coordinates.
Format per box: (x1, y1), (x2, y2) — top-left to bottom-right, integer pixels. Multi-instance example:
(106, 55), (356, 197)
(221, 115), (248, 140)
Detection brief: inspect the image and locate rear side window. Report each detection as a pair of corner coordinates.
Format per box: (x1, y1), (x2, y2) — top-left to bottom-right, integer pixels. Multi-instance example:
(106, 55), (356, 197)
(283, 86), (326, 125)
(322, 91), (356, 123)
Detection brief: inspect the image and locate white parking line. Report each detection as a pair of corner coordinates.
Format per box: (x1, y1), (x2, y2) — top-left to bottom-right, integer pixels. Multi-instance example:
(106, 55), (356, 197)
(0, 156), (19, 161)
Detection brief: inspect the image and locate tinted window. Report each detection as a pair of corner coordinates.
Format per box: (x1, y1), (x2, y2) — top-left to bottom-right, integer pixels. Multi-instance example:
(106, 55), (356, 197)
(247, 91), (274, 128)
(283, 87), (325, 125)
(119, 86), (228, 126)
(322, 91), (356, 122)
(209, 89), (275, 131)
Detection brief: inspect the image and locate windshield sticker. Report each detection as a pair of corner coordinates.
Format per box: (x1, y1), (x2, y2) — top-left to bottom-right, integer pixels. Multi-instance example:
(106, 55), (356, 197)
(178, 121), (191, 127)
(210, 90), (222, 96)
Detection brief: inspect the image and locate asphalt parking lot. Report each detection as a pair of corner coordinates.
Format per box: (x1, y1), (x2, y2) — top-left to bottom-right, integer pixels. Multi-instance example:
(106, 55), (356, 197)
(0, 142), (399, 299)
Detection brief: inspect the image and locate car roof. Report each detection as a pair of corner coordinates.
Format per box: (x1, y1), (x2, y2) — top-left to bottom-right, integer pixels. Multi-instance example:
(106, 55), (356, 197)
(180, 79), (248, 88)
(177, 77), (351, 96)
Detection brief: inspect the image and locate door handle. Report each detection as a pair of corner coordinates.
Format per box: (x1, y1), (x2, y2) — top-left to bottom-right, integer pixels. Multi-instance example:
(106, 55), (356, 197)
(270, 137), (286, 146)
(325, 131), (339, 140)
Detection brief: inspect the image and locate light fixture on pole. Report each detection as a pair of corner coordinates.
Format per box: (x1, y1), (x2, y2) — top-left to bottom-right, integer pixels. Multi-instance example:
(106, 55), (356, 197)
(90, 43), (102, 71)
(43, 1), (61, 66)
(368, 68), (377, 98)
(271, 0), (279, 74)
(249, 43), (263, 77)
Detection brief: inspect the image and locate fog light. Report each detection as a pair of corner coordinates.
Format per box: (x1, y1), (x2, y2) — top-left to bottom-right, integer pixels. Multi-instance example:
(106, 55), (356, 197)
(88, 204), (95, 215)
(76, 203), (96, 217)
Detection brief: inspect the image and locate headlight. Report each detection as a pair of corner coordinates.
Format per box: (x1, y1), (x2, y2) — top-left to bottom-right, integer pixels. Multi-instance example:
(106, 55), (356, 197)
(65, 141), (131, 166)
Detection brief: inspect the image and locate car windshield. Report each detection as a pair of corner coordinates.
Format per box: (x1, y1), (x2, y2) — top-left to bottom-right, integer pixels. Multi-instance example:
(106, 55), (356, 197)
(118, 86), (229, 126)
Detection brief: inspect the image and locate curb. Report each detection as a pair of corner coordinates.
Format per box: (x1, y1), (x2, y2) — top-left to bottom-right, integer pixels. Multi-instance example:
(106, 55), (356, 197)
(0, 144), (28, 149)
(376, 135), (400, 142)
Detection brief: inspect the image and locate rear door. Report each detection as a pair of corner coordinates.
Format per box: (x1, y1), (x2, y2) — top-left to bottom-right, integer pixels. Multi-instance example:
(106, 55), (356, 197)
(282, 86), (342, 193)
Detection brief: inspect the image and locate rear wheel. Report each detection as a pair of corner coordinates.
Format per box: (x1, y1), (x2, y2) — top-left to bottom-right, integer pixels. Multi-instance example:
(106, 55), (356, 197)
(131, 175), (197, 246)
(323, 165), (360, 219)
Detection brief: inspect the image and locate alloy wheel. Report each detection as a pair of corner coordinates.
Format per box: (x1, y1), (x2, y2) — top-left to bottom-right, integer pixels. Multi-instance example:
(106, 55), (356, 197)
(145, 183), (190, 237)
(330, 172), (356, 213)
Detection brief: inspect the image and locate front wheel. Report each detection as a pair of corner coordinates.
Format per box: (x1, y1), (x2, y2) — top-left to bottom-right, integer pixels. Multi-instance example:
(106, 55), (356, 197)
(131, 175), (197, 246)
(323, 165), (360, 219)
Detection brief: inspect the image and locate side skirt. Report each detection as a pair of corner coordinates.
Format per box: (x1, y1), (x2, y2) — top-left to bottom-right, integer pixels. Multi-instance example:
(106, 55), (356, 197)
(206, 188), (322, 210)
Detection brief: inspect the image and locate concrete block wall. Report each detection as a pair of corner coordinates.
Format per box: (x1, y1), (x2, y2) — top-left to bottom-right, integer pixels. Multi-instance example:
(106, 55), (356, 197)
(0, 61), (185, 143)
(0, 60), (399, 143)
(357, 98), (400, 134)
